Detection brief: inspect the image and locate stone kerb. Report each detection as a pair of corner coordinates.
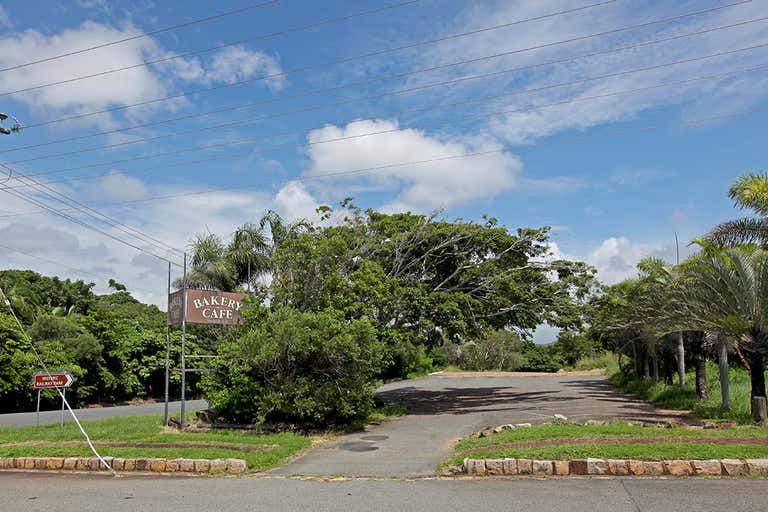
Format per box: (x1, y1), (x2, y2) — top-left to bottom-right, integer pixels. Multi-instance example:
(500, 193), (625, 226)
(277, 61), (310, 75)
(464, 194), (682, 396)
(461, 458), (768, 477)
(0, 457), (247, 475)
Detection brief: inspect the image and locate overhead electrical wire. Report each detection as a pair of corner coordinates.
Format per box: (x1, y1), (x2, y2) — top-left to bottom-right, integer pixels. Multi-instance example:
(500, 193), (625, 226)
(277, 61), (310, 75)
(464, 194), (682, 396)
(6, 0), (749, 137)
(6, 169), (183, 256)
(12, 0), (622, 132)
(0, 0), (283, 74)
(8, 13), (767, 165)
(0, 0), (484, 98)
(8, 42), (767, 186)
(0, 243), (162, 297)
(3, 106), (764, 220)
(0, 164), (182, 267)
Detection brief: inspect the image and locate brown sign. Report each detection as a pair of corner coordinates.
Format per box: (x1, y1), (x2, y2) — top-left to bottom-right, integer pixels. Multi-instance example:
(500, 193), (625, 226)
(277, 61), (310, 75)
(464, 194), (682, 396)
(33, 372), (74, 389)
(168, 290), (247, 325)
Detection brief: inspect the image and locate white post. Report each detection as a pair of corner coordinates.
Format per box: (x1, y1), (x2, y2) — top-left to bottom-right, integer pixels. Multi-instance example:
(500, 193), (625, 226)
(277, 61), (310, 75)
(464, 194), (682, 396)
(36, 389), (41, 427)
(60, 388), (65, 427)
(180, 252), (188, 430)
(164, 261), (171, 427)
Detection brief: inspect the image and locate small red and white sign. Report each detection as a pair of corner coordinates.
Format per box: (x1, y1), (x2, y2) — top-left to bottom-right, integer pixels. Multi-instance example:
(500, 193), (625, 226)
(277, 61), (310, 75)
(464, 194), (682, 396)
(32, 372), (74, 389)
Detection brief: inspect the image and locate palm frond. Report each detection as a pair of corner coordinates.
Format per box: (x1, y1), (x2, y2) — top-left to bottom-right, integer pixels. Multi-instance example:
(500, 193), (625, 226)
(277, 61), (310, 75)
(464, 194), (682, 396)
(702, 217), (768, 248)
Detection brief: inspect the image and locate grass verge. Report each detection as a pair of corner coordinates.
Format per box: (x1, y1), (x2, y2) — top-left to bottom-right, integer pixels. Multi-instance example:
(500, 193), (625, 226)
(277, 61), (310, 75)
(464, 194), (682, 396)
(0, 415), (311, 473)
(610, 363), (765, 424)
(447, 422), (768, 466)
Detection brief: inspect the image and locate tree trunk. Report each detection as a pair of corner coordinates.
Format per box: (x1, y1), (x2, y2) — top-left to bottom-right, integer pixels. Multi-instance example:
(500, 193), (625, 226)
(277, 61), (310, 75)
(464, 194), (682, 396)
(747, 350), (766, 402)
(691, 331), (708, 400)
(676, 332), (686, 390)
(652, 350), (659, 384)
(632, 341), (638, 377)
(718, 341), (730, 409)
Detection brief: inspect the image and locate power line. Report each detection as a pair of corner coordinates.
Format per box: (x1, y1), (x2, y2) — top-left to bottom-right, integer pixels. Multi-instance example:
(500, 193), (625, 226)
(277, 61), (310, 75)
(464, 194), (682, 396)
(8, 13), (766, 165)
(14, 0), (620, 132)
(6, 169), (183, 256)
(0, 0), (439, 98)
(7, 0), (749, 136)
(4, 100), (765, 217)
(0, 0), (282, 74)
(0, 243), (161, 297)
(10, 43), (767, 186)
(0, 166), (182, 267)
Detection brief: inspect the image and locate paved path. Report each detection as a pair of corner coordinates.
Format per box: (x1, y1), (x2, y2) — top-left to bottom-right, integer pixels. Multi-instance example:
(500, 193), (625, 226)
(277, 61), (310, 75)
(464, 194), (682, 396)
(274, 373), (686, 478)
(0, 400), (208, 427)
(0, 472), (764, 512)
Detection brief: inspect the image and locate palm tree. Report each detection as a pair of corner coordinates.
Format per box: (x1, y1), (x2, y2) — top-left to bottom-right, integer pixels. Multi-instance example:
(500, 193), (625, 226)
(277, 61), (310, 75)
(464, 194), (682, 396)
(227, 223), (270, 293)
(636, 257), (687, 390)
(175, 232), (236, 291)
(672, 247), (768, 420)
(259, 210), (312, 250)
(705, 172), (768, 247)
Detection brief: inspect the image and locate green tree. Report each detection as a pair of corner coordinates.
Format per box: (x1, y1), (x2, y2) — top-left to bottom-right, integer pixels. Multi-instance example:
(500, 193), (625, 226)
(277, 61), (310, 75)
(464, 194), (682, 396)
(202, 307), (384, 428)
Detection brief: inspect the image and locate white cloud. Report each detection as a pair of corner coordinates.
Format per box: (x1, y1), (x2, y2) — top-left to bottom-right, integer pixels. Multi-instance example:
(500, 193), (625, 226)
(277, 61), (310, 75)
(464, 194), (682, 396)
(90, 171), (149, 201)
(303, 118), (522, 212)
(205, 46), (285, 90)
(272, 181), (321, 221)
(584, 236), (695, 285)
(0, 4), (12, 28)
(406, 0), (768, 145)
(0, 23), (284, 126)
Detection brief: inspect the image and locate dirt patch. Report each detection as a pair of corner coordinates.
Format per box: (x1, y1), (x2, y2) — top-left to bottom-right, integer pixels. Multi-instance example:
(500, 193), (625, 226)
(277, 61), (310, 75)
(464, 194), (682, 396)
(458, 436), (768, 456)
(4, 440), (276, 452)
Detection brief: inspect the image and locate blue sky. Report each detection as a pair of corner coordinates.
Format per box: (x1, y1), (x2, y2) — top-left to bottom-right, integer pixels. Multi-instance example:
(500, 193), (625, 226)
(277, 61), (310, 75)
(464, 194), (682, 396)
(0, 0), (766, 341)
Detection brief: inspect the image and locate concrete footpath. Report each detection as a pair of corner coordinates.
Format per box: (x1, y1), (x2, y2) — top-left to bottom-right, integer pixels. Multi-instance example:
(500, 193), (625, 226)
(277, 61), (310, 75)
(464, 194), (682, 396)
(273, 373), (685, 477)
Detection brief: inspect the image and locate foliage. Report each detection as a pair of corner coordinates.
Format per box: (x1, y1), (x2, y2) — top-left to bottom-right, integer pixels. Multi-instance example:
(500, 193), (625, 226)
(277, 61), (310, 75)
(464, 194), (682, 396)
(445, 330), (526, 371)
(202, 307), (385, 428)
(0, 270), (207, 412)
(705, 171), (768, 247)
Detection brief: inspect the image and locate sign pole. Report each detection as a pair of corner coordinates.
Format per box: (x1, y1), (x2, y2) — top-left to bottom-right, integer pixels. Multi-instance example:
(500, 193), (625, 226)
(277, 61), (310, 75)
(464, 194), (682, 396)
(180, 252), (188, 431)
(163, 261), (171, 427)
(60, 388), (65, 427)
(36, 389), (41, 427)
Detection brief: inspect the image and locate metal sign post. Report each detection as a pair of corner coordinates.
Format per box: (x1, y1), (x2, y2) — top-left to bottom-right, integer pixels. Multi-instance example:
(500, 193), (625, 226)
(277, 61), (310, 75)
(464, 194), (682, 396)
(32, 372), (74, 427)
(180, 252), (188, 431)
(164, 261), (171, 427)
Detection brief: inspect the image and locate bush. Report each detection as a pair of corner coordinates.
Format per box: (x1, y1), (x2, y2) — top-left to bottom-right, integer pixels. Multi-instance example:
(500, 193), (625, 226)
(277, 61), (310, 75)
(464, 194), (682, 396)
(202, 307), (385, 429)
(449, 330), (526, 371)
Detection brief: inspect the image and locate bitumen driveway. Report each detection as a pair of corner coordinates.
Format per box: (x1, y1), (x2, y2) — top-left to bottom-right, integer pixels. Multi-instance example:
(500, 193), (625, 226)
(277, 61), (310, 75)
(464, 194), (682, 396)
(273, 372), (687, 478)
(1, 472), (765, 512)
(0, 399), (208, 427)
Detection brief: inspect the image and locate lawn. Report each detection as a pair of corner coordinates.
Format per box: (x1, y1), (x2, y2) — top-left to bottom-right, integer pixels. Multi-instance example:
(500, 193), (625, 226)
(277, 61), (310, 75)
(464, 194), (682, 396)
(610, 363), (766, 424)
(447, 422), (768, 466)
(0, 415), (312, 473)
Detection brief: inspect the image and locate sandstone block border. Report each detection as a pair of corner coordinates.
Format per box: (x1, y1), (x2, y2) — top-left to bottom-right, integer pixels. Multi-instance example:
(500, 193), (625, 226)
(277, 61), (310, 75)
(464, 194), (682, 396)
(462, 458), (768, 478)
(0, 457), (247, 475)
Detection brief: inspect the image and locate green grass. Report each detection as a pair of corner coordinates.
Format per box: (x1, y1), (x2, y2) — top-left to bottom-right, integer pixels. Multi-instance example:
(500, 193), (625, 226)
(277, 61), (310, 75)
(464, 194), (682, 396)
(448, 443), (768, 464)
(454, 423), (768, 453)
(564, 353), (620, 372)
(448, 422), (768, 466)
(610, 363), (764, 424)
(0, 414), (311, 472)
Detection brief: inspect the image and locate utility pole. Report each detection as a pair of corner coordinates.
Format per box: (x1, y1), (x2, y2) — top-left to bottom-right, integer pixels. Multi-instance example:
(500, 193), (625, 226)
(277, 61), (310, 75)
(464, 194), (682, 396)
(163, 261), (171, 427)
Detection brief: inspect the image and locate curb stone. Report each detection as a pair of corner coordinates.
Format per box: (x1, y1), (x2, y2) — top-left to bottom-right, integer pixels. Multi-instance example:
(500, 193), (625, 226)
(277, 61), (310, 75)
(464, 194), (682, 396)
(461, 458), (768, 477)
(0, 457), (247, 475)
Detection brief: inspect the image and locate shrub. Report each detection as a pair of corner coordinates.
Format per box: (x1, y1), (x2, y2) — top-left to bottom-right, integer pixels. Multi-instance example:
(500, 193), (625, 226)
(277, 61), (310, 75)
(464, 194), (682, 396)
(448, 330), (526, 371)
(202, 307), (384, 429)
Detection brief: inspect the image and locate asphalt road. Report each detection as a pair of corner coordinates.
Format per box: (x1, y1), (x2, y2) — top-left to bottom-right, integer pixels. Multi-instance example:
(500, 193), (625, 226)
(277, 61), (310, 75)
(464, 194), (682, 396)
(0, 472), (765, 512)
(0, 400), (208, 427)
(274, 373), (686, 477)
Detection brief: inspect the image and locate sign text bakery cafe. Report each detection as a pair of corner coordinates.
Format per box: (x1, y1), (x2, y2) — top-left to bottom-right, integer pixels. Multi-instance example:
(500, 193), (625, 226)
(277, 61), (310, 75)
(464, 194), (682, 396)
(168, 290), (247, 326)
